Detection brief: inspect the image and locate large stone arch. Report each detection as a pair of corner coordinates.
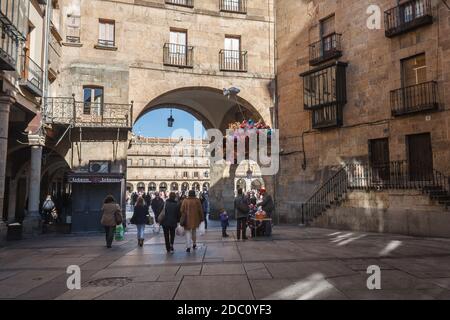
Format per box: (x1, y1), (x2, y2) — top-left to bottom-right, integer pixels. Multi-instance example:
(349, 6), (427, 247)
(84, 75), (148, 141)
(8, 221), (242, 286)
(132, 85), (272, 132)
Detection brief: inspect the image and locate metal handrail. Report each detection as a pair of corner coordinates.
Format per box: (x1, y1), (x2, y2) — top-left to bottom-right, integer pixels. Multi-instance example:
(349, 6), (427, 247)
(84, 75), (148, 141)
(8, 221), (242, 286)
(301, 161), (450, 224)
(219, 49), (248, 72)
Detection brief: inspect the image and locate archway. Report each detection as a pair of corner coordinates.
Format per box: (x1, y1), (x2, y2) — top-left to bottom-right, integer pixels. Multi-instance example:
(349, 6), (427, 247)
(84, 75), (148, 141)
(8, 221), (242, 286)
(171, 182), (179, 191)
(159, 182), (168, 192)
(148, 182), (157, 192)
(137, 182), (145, 193)
(132, 86), (272, 216)
(236, 179), (247, 192)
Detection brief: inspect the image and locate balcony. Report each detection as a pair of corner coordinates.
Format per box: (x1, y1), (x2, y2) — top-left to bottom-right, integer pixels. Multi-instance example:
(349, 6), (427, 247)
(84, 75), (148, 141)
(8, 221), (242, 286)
(163, 43), (193, 68)
(220, 0), (247, 14)
(300, 61), (348, 129)
(0, 0), (29, 70)
(309, 33), (342, 66)
(165, 0), (193, 8)
(20, 55), (43, 96)
(385, 0), (433, 38)
(45, 97), (133, 128)
(390, 81), (438, 116)
(219, 50), (247, 72)
(95, 39), (117, 50)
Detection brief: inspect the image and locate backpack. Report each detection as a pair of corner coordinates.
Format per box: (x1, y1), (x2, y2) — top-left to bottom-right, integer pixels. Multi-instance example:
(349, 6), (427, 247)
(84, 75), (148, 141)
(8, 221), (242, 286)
(238, 197), (249, 213)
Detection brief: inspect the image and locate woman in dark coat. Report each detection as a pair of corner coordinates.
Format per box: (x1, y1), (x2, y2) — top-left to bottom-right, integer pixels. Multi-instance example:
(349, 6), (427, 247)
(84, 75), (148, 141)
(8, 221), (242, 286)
(161, 192), (181, 253)
(131, 197), (149, 247)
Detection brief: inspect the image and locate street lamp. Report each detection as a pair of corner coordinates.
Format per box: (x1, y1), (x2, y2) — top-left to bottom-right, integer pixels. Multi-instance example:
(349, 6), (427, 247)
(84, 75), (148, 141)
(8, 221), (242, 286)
(167, 109), (174, 127)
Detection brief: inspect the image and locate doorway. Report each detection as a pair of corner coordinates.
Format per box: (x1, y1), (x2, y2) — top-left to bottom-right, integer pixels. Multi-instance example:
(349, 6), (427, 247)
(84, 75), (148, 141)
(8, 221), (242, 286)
(369, 138), (390, 183)
(407, 133), (433, 181)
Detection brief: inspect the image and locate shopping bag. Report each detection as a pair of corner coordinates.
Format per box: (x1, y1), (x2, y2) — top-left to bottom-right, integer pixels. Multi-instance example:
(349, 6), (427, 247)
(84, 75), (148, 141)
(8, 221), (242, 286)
(176, 224), (185, 237)
(115, 224), (125, 241)
(153, 223), (161, 234)
(199, 221), (206, 236)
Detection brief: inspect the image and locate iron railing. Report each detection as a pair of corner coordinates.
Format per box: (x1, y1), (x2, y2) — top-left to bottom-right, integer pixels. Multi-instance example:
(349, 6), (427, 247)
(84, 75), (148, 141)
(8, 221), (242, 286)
(390, 81), (438, 116)
(385, 0), (433, 37)
(309, 33), (342, 66)
(301, 161), (450, 224)
(66, 36), (80, 43)
(163, 43), (193, 68)
(0, 24), (19, 70)
(219, 49), (247, 72)
(165, 0), (194, 7)
(97, 39), (115, 47)
(45, 96), (133, 128)
(220, 0), (247, 14)
(20, 54), (43, 96)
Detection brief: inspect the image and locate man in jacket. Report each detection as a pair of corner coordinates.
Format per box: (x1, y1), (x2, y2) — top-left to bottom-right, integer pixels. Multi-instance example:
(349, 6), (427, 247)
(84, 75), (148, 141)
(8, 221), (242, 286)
(200, 189), (210, 230)
(259, 188), (274, 237)
(161, 192), (181, 253)
(151, 193), (165, 221)
(180, 190), (204, 252)
(234, 188), (249, 240)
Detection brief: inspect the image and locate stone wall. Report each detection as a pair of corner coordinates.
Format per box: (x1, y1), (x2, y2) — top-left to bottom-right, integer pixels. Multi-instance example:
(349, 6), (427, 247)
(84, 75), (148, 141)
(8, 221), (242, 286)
(312, 190), (450, 238)
(275, 0), (450, 223)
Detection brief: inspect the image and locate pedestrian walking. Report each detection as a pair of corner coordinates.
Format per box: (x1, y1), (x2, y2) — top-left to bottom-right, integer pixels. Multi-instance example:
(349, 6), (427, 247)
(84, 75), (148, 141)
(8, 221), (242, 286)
(151, 193), (165, 221)
(130, 196), (148, 247)
(259, 188), (274, 236)
(180, 190), (204, 253)
(41, 195), (56, 233)
(200, 189), (210, 230)
(234, 188), (249, 240)
(161, 192), (181, 253)
(100, 195), (123, 248)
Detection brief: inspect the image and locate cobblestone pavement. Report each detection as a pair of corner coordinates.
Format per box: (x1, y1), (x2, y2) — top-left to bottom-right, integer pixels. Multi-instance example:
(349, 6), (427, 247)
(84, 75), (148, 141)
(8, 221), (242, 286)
(1, 224), (450, 300)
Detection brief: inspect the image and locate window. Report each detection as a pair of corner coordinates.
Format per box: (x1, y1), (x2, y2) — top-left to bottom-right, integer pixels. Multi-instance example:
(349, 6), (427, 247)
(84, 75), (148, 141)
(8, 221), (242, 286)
(321, 15), (335, 52)
(161, 159), (166, 166)
(149, 159), (155, 166)
(98, 19), (115, 47)
(139, 159), (144, 166)
(204, 171), (209, 178)
(224, 36), (241, 62)
(402, 54), (427, 87)
(194, 172), (199, 178)
(183, 172), (189, 178)
(83, 86), (103, 115)
(66, 15), (81, 43)
(127, 159), (133, 166)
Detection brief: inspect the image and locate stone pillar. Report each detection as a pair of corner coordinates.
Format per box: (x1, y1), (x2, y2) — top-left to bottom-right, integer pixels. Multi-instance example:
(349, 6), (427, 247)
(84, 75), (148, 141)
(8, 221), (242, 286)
(23, 138), (44, 232)
(7, 179), (18, 223)
(0, 94), (14, 228)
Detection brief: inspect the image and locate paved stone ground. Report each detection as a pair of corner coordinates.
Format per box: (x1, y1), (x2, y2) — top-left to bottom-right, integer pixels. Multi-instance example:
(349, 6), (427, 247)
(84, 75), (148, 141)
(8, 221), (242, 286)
(1, 224), (450, 300)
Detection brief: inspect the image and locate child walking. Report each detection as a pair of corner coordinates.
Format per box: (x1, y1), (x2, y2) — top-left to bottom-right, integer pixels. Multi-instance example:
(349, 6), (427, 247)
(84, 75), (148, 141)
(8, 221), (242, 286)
(220, 209), (230, 238)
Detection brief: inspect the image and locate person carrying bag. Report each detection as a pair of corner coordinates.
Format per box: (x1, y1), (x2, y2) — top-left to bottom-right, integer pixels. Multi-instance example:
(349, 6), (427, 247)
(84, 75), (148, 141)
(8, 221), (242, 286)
(101, 195), (123, 248)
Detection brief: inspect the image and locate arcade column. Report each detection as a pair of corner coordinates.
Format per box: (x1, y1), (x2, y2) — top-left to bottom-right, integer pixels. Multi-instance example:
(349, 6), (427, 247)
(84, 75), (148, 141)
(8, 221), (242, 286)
(0, 93), (15, 233)
(23, 134), (45, 233)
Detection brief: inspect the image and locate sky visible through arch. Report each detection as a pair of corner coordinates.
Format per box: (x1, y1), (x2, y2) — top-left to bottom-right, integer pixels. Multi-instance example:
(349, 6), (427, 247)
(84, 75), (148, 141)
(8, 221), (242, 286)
(133, 108), (207, 139)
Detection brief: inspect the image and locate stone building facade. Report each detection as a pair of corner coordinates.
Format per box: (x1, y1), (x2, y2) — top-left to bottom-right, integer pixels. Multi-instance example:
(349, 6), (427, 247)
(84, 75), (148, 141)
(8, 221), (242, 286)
(275, 0), (450, 226)
(1, 0), (63, 238)
(127, 136), (211, 194)
(39, 0), (276, 228)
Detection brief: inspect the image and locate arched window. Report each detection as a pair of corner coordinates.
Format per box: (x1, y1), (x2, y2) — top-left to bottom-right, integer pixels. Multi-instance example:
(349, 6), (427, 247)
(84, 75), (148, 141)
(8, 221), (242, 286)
(171, 182), (179, 191)
(181, 182), (189, 192)
(148, 182), (157, 192)
(159, 182), (168, 192)
(137, 182), (145, 192)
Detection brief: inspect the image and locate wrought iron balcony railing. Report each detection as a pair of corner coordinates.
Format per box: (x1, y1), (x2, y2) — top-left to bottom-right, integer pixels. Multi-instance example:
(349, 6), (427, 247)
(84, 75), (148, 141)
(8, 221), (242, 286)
(219, 49), (247, 72)
(20, 55), (43, 96)
(385, 0), (433, 37)
(309, 33), (342, 66)
(66, 36), (80, 44)
(0, 23), (19, 70)
(165, 0), (194, 8)
(97, 39), (115, 48)
(390, 81), (438, 116)
(45, 96), (133, 128)
(300, 61), (347, 129)
(163, 43), (194, 68)
(220, 0), (247, 14)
